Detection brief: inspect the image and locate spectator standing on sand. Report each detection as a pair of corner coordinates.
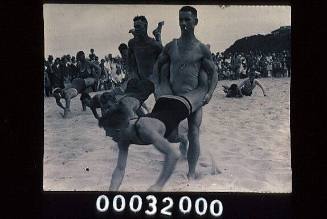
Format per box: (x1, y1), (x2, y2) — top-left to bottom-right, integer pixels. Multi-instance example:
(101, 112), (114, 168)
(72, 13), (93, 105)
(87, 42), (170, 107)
(45, 55), (54, 95)
(69, 56), (78, 80)
(59, 56), (71, 88)
(266, 53), (273, 77)
(89, 48), (96, 61)
(44, 60), (51, 97)
(52, 57), (64, 89)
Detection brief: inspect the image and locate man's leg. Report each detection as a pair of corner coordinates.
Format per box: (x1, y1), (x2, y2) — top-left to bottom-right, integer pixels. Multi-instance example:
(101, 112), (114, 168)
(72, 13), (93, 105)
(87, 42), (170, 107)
(109, 140), (130, 191)
(187, 107), (202, 179)
(63, 88), (78, 118)
(54, 93), (65, 110)
(167, 122), (189, 159)
(137, 119), (179, 191)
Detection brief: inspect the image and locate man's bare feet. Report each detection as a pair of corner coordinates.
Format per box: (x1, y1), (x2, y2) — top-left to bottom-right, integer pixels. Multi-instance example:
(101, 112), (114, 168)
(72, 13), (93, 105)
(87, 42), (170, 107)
(129, 29), (135, 36)
(187, 172), (199, 180)
(63, 109), (72, 118)
(158, 21), (164, 27)
(152, 21), (164, 36)
(179, 142), (188, 160)
(147, 184), (163, 192)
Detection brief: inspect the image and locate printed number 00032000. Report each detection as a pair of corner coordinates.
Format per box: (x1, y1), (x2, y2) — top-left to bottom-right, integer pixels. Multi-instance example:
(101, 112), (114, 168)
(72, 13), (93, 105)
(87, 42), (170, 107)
(96, 194), (223, 217)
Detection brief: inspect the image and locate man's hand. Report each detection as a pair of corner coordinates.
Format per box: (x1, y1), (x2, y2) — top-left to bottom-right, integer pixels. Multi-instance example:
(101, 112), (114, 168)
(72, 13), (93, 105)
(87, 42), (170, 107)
(202, 93), (213, 105)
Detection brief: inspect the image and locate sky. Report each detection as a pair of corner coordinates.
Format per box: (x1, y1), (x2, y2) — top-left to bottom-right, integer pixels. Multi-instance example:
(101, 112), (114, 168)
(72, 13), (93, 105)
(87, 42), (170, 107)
(44, 4), (291, 59)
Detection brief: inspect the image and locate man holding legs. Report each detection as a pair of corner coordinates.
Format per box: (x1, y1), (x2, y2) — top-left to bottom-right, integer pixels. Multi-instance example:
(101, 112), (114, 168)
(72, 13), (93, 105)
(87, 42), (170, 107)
(154, 6), (218, 179)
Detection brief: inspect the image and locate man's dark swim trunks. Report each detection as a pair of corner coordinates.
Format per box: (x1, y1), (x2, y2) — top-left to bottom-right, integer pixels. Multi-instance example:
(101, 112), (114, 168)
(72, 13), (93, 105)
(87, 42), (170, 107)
(135, 95), (192, 138)
(241, 87), (252, 96)
(226, 84), (243, 98)
(124, 78), (155, 103)
(70, 78), (87, 93)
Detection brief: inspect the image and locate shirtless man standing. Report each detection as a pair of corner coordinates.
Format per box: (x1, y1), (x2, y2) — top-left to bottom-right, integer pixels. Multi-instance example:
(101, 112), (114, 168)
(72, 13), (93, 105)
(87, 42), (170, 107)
(154, 6), (218, 179)
(127, 16), (163, 81)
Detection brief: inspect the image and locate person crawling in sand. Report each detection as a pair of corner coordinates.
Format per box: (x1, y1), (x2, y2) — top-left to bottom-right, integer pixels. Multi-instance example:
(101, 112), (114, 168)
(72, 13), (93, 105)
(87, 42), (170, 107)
(222, 71), (267, 97)
(153, 6), (218, 180)
(53, 51), (101, 118)
(53, 77), (97, 118)
(80, 79), (153, 120)
(99, 67), (210, 191)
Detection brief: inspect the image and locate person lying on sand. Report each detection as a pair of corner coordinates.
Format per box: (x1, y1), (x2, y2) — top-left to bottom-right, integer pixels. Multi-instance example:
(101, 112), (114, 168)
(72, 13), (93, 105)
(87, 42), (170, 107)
(98, 68), (209, 191)
(53, 77), (97, 118)
(222, 72), (267, 97)
(80, 79), (152, 120)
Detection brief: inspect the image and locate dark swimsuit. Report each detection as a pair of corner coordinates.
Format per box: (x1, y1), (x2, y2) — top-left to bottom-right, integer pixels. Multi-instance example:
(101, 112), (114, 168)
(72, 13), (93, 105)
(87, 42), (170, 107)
(134, 95), (192, 140)
(71, 78), (87, 93)
(124, 78), (155, 102)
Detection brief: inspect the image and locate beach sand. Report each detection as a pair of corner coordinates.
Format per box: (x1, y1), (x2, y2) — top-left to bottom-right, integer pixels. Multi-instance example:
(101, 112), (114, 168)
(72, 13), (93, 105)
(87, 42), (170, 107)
(43, 77), (291, 192)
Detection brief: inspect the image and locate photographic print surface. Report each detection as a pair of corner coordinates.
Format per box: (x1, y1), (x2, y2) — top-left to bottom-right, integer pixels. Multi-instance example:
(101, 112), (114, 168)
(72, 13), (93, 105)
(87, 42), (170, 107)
(43, 4), (291, 192)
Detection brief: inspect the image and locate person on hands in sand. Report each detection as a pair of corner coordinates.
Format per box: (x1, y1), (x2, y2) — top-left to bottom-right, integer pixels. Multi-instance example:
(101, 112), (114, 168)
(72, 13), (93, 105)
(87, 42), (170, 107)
(99, 67), (209, 191)
(53, 51), (100, 118)
(222, 71), (267, 97)
(82, 78), (154, 121)
(153, 6), (218, 180)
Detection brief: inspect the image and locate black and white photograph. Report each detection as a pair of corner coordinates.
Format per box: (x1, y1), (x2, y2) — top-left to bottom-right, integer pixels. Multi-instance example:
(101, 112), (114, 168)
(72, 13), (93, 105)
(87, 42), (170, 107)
(43, 4), (291, 192)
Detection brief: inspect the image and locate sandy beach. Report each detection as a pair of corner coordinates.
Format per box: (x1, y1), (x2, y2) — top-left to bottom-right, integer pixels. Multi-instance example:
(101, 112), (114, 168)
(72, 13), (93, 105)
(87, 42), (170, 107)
(43, 77), (291, 192)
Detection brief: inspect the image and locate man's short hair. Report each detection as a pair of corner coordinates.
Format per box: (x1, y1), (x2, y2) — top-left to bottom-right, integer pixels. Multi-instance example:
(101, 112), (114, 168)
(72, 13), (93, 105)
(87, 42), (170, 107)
(133, 15), (148, 25)
(98, 103), (129, 129)
(118, 43), (128, 52)
(76, 51), (85, 58)
(179, 6), (197, 17)
(100, 91), (117, 105)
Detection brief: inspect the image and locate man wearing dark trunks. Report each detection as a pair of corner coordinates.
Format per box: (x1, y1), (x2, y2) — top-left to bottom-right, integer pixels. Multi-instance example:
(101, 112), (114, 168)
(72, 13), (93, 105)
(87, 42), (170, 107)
(76, 50), (101, 91)
(98, 67), (209, 191)
(53, 51), (100, 118)
(127, 16), (162, 82)
(153, 6), (218, 180)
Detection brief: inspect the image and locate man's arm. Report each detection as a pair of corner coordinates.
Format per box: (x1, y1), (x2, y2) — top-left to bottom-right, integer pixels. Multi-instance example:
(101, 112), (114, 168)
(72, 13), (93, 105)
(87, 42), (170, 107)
(109, 140), (129, 191)
(154, 52), (169, 83)
(127, 40), (139, 80)
(237, 79), (247, 95)
(201, 45), (218, 104)
(90, 62), (101, 80)
(255, 80), (267, 96)
(153, 43), (171, 83)
(55, 95), (65, 110)
(91, 106), (100, 120)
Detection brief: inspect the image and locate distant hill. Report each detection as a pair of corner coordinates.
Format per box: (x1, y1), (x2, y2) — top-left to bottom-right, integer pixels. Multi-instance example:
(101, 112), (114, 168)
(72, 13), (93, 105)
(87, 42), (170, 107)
(224, 26), (291, 54)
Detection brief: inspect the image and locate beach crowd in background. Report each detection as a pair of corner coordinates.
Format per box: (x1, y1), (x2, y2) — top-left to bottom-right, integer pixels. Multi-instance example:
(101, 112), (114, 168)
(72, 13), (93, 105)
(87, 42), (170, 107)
(44, 48), (291, 97)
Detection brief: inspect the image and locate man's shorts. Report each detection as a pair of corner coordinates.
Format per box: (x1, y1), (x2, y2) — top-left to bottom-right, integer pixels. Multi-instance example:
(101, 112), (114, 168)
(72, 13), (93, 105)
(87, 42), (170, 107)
(63, 88), (78, 98)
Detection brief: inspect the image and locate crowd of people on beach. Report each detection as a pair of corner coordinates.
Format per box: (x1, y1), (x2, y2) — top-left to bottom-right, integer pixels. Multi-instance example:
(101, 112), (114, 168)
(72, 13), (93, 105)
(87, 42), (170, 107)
(44, 47), (128, 97)
(44, 48), (291, 97)
(44, 6), (291, 192)
(212, 50), (291, 80)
